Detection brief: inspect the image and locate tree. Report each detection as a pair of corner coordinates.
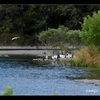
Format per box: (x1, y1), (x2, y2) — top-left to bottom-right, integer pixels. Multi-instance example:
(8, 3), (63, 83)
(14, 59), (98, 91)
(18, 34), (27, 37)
(81, 10), (100, 46)
(38, 25), (68, 46)
(65, 30), (82, 47)
(38, 25), (82, 53)
(0, 5), (21, 34)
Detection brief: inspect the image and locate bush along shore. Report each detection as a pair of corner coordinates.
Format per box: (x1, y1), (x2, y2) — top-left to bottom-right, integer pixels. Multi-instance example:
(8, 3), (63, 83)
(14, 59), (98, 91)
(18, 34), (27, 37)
(71, 45), (100, 68)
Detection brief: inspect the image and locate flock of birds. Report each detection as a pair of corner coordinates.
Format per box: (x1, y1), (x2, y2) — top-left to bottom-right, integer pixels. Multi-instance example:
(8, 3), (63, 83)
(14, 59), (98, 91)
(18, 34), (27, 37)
(44, 52), (73, 61)
(51, 53), (73, 60)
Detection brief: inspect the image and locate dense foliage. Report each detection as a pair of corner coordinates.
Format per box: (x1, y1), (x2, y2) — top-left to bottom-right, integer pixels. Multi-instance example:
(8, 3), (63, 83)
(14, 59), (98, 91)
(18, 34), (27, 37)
(73, 10), (100, 67)
(38, 25), (82, 51)
(81, 10), (100, 46)
(0, 4), (100, 45)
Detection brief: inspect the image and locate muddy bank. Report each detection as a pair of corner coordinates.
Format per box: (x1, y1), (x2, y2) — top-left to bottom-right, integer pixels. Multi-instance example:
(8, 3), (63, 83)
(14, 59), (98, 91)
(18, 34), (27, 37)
(0, 50), (53, 56)
(74, 79), (100, 86)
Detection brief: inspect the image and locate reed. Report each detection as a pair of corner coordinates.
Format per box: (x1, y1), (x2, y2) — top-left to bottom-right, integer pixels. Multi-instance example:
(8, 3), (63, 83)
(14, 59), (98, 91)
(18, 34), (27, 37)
(73, 44), (100, 67)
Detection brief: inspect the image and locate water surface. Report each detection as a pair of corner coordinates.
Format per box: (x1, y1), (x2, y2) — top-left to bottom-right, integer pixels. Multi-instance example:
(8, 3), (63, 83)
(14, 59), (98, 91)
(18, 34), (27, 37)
(0, 55), (100, 95)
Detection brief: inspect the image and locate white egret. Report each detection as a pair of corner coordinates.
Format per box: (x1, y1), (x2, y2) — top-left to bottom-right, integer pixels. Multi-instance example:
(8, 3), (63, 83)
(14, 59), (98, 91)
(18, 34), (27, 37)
(52, 55), (58, 60)
(12, 37), (20, 40)
(59, 54), (66, 58)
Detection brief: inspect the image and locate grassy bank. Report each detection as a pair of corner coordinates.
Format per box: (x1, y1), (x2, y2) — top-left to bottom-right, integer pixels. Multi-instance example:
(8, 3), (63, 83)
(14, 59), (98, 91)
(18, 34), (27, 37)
(70, 45), (100, 68)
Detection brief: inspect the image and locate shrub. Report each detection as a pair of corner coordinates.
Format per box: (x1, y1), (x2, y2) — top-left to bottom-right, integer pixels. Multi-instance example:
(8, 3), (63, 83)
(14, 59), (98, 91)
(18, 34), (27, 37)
(1, 86), (13, 96)
(81, 10), (100, 46)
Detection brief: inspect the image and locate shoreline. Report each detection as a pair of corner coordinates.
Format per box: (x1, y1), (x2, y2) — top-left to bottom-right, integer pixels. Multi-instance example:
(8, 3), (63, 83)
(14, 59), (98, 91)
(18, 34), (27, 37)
(0, 49), (53, 56)
(0, 46), (62, 57)
(0, 46), (76, 50)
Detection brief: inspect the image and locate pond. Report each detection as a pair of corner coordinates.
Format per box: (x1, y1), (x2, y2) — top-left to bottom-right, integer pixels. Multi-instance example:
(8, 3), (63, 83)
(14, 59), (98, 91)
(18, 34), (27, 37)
(0, 55), (100, 96)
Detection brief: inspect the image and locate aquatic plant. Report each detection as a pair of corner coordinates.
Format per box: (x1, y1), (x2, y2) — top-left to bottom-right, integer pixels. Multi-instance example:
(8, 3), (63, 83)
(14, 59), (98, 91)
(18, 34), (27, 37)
(1, 86), (13, 96)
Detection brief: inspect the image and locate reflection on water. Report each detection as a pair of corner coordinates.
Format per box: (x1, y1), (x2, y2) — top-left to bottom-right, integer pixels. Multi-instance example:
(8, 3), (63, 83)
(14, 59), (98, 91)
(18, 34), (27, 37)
(0, 55), (100, 95)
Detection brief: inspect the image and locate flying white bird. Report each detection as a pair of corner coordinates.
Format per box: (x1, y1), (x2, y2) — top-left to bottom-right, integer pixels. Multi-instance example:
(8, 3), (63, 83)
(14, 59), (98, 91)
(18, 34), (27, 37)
(12, 37), (20, 40)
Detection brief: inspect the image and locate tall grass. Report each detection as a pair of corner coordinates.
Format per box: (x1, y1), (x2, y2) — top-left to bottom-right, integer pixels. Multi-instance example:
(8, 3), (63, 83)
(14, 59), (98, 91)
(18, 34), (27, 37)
(73, 44), (100, 67)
